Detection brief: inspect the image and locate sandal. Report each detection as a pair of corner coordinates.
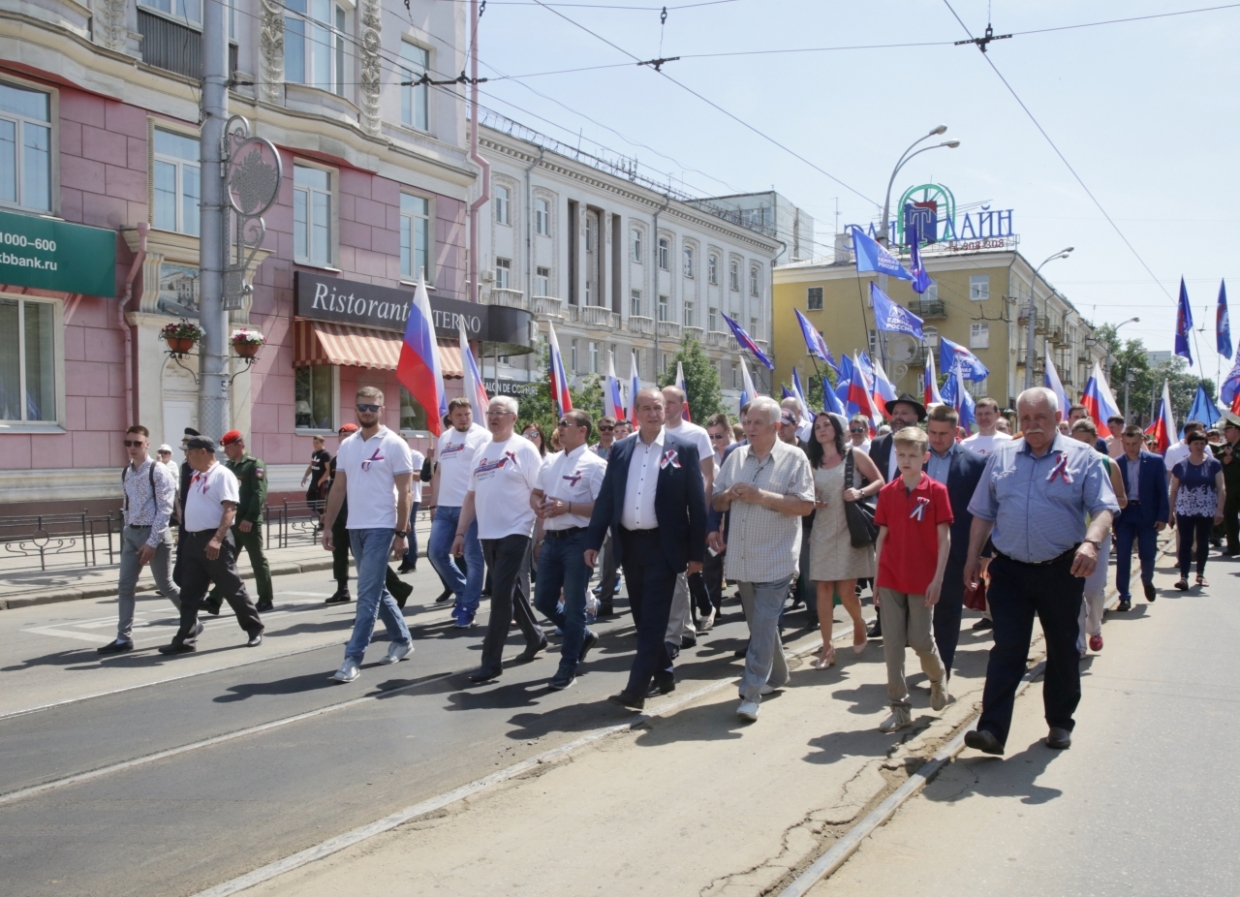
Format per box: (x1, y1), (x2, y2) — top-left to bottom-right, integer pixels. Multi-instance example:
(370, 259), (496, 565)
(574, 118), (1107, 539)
(1196, 575), (1208, 588)
(811, 644), (836, 669)
(1174, 579), (1189, 591)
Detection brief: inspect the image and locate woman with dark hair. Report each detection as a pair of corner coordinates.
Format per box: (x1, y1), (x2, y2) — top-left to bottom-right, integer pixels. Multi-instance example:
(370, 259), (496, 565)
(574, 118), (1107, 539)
(521, 422), (548, 458)
(807, 411), (884, 669)
(1169, 430), (1225, 590)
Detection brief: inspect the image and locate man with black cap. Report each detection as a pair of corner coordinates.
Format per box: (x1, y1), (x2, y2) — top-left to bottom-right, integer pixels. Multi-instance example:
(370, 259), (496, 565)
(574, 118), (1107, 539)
(204, 430), (274, 613)
(159, 436), (264, 653)
(864, 393), (923, 638)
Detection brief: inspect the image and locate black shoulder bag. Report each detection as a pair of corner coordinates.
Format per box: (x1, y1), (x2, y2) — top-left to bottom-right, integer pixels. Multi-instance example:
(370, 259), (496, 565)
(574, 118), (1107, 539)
(842, 448), (879, 547)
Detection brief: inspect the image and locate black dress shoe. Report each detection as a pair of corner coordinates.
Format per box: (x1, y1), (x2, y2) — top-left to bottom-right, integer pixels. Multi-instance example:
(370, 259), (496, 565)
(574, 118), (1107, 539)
(579, 631), (599, 663)
(255, 600), (274, 612)
(158, 643), (195, 655)
(397, 562), (415, 574)
(971, 617), (993, 631)
(596, 603), (616, 617)
(646, 678), (675, 698)
(608, 691), (645, 710)
(867, 618), (882, 639)
(468, 667), (501, 683)
(1116, 599), (1132, 612)
(1046, 727), (1072, 750)
(435, 589), (453, 604)
(325, 588), (351, 605)
(392, 582), (414, 609)
(680, 634), (697, 650)
(964, 729), (1004, 755)
(97, 639), (134, 655)
(516, 638), (548, 663)
(1143, 580), (1156, 602)
(201, 600), (222, 616)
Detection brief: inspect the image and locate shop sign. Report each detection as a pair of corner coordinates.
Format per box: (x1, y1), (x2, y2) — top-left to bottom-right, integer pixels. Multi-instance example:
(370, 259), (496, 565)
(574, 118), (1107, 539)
(0, 209), (117, 297)
(294, 270), (483, 338)
(485, 378), (540, 398)
(847, 183), (1017, 254)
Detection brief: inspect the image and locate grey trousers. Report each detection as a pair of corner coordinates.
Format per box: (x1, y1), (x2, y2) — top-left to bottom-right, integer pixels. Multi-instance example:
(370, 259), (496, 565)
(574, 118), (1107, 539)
(738, 577), (792, 703)
(117, 525), (181, 641)
(878, 586), (946, 708)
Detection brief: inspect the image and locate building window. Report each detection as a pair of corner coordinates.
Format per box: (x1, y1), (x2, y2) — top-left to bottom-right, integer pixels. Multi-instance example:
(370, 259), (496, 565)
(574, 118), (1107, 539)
(657, 237), (669, 271)
(140, 0), (202, 24)
(630, 289), (642, 317)
(966, 377), (988, 399)
(294, 364), (334, 430)
(658, 295), (669, 322)
(494, 185), (510, 225)
(750, 265), (761, 297)
(708, 254), (718, 285)
(570, 339), (578, 373)
(535, 266), (550, 296)
(293, 164), (332, 266)
(285, 0), (347, 96)
(807, 286), (823, 311)
(729, 260), (740, 292)
(630, 228), (642, 262)
(970, 322), (990, 349)
(731, 365), (738, 389)
(400, 43), (429, 131)
(399, 386), (429, 432)
(708, 307), (718, 332)
(495, 257), (511, 290)
(750, 317), (760, 340)
(535, 198), (550, 236)
(400, 193), (430, 281)
(923, 326), (939, 348)
(969, 274), (990, 301)
(684, 300), (695, 327)
(152, 128), (200, 236)
(0, 297), (56, 423)
(925, 282), (939, 303)
(683, 246), (694, 278)
(589, 340), (599, 374)
(0, 81), (52, 213)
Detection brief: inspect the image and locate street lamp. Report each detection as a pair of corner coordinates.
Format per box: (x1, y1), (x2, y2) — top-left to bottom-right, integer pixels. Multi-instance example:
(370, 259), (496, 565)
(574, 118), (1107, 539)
(1107, 316), (1140, 420)
(1023, 247), (1074, 390)
(875, 126), (961, 372)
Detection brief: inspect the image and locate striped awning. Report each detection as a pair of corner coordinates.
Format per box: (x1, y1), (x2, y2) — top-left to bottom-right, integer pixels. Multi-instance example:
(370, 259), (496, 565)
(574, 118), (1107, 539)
(294, 320), (463, 378)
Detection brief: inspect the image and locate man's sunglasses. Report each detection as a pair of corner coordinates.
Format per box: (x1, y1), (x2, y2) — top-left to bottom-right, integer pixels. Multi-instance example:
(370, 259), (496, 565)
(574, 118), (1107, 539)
(849, 427), (866, 434)
(598, 425), (614, 432)
(709, 433), (726, 440)
(356, 403), (381, 413)
(123, 439), (145, 447)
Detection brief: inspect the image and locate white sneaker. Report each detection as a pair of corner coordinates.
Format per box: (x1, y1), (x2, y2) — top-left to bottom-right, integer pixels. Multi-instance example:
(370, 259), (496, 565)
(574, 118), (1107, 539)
(331, 660), (360, 683)
(930, 679), (949, 711)
(737, 700), (760, 722)
(380, 642), (413, 665)
(699, 609), (716, 632)
(759, 683), (779, 695)
(879, 706), (912, 732)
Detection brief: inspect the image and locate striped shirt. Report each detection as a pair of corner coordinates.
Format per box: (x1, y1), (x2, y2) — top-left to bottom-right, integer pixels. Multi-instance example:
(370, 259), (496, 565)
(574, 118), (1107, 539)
(123, 457), (178, 546)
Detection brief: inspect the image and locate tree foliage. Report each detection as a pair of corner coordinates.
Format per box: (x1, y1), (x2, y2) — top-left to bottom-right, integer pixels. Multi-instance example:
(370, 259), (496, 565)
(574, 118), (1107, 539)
(1097, 324), (1215, 425)
(658, 335), (727, 422)
(511, 346), (605, 435)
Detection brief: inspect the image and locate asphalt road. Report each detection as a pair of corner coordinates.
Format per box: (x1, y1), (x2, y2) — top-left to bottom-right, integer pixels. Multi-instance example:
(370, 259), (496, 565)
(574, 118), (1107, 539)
(0, 564), (767, 897)
(821, 551), (1240, 897)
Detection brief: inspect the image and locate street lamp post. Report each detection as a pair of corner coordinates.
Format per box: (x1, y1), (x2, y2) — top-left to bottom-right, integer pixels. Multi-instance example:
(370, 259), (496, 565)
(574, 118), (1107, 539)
(875, 126), (960, 373)
(1023, 247), (1074, 391)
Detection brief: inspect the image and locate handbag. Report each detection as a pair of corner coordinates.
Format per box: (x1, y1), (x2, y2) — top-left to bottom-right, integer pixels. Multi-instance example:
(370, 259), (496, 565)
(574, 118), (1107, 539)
(963, 578), (988, 612)
(842, 448), (879, 547)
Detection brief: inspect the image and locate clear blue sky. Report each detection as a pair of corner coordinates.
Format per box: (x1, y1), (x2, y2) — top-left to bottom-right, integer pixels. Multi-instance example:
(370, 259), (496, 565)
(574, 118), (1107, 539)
(471, 0), (1238, 386)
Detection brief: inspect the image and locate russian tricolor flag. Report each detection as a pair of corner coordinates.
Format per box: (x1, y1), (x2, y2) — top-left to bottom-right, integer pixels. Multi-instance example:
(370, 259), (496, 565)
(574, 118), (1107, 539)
(604, 349), (624, 422)
(1044, 347), (1069, 420)
(1145, 380), (1175, 454)
(739, 355), (758, 413)
(923, 347), (943, 407)
(628, 349), (641, 426)
(846, 353), (877, 435)
(459, 318), (489, 412)
(1081, 361), (1121, 437)
(396, 274), (446, 436)
(547, 322), (572, 418)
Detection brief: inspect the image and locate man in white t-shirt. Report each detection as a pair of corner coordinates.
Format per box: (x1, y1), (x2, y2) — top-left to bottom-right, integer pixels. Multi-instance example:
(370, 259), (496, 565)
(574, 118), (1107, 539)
(1164, 420), (1204, 473)
(322, 387), (415, 683)
(662, 386), (715, 649)
(159, 436), (264, 654)
(452, 396), (547, 682)
(398, 442), (427, 574)
(429, 398), (491, 627)
(961, 397), (1014, 457)
(531, 409), (608, 689)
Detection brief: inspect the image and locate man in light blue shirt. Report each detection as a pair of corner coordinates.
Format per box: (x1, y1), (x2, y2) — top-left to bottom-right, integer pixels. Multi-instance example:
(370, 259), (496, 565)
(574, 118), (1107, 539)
(963, 387), (1119, 756)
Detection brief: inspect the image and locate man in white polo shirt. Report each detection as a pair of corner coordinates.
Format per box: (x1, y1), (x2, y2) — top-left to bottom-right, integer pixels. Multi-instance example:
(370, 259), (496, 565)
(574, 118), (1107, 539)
(662, 385), (714, 650)
(322, 386), (415, 684)
(532, 409), (608, 690)
(961, 397), (1013, 457)
(452, 395), (547, 683)
(429, 397), (490, 627)
(159, 435), (264, 654)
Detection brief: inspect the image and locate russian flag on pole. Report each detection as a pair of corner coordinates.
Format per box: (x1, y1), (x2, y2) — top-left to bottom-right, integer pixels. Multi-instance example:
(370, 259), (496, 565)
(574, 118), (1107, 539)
(604, 349), (624, 422)
(791, 366), (815, 441)
(835, 353), (855, 413)
(547, 322), (572, 417)
(739, 355), (758, 414)
(459, 318), (489, 412)
(1081, 361), (1121, 437)
(948, 362), (975, 432)
(1145, 380), (1175, 454)
(847, 353), (878, 434)
(628, 349), (641, 425)
(923, 347), (943, 407)
(396, 274), (446, 437)
(872, 355), (899, 414)
(675, 361), (692, 421)
(1044, 346), (1069, 419)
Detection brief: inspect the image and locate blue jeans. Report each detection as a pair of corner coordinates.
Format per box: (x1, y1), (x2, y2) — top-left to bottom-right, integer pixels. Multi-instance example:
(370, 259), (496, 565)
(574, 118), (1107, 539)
(345, 528), (411, 664)
(401, 502), (421, 567)
(533, 530), (593, 674)
(428, 505), (483, 617)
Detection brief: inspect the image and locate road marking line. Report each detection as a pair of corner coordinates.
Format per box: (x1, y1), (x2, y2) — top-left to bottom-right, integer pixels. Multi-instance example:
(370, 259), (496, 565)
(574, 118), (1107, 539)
(0, 668), (457, 808)
(20, 626), (113, 643)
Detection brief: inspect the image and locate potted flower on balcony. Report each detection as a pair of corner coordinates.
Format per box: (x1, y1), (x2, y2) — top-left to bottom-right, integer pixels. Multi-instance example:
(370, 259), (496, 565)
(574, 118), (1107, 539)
(230, 328), (265, 359)
(160, 319), (203, 356)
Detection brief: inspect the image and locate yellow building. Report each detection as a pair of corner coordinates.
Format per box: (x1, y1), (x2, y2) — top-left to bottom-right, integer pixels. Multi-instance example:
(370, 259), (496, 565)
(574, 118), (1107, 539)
(773, 239), (1108, 409)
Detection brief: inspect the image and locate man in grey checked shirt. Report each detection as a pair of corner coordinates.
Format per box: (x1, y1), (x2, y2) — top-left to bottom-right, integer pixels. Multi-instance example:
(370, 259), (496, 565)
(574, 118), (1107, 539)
(99, 425), (182, 655)
(963, 388), (1119, 755)
(713, 396), (815, 722)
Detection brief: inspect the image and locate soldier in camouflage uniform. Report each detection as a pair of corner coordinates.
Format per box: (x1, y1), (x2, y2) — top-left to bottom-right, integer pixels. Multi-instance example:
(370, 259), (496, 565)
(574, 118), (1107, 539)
(205, 430), (275, 613)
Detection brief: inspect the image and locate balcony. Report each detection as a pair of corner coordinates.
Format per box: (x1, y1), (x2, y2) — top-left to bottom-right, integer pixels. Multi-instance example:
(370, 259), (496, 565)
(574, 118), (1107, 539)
(628, 316), (654, 336)
(138, 10), (238, 80)
(489, 288), (528, 311)
(909, 299), (947, 319)
(581, 306), (618, 329)
(683, 326), (705, 344)
(532, 295), (563, 319)
(657, 320), (682, 340)
(706, 330), (729, 348)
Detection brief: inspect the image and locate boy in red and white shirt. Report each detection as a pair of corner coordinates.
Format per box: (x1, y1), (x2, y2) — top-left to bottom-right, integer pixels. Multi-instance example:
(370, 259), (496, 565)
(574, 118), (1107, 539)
(873, 426), (953, 733)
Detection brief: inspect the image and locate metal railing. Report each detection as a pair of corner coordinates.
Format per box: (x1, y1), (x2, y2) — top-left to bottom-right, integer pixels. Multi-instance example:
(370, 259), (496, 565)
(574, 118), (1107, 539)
(0, 511), (122, 572)
(910, 299), (947, 319)
(137, 10), (238, 80)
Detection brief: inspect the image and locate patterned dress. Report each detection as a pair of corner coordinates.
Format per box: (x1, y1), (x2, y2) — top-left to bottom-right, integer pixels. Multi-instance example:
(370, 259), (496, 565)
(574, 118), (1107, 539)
(808, 454), (876, 581)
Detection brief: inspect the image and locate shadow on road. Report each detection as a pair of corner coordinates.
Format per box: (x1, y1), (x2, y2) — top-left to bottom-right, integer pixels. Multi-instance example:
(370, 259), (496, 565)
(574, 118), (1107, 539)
(931, 740), (1065, 806)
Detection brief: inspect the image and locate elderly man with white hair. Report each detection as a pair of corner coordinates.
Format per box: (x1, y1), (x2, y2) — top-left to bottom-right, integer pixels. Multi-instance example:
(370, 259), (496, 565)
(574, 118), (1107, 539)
(453, 395), (549, 683)
(963, 387), (1119, 755)
(713, 396), (816, 721)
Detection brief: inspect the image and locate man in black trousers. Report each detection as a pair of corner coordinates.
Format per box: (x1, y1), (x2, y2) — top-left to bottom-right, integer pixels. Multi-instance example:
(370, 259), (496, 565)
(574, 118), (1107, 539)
(585, 387), (706, 710)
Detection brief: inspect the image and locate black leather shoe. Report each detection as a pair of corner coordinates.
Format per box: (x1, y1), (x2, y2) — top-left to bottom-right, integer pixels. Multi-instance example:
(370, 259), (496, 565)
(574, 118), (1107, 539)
(392, 582), (414, 609)
(971, 617), (993, 631)
(97, 639), (134, 655)
(1116, 599), (1132, 612)
(867, 618), (882, 639)
(255, 600), (274, 613)
(1046, 727), (1072, 750)
(646, 678), (675, 698)
(468, 667), (501, 683)
(397, 562), (415, 574)
(680, 634), (697, 650)
(596, 603), (616, 617)
(325, 588), (351, 604)
(435, 589), (453, 604)
(516, 637), (548, 663)
(246, 632), (264, 647)
(608, 691), (645, 710)
(158, 643), (195, 656)
(1143, 580), (1156, 602)
(964, 728), (1004, 755)
(201, 599), (222, 616)
(579, 631), (599, 663)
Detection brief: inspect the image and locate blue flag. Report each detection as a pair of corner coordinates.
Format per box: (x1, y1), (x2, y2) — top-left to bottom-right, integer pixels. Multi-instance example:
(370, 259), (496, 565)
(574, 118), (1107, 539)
(836, 354), (856, 413)
(907, 219), (932, 295)
(850, 226), (913, 282)
(870, 282), (925, 339)
(1176, 278), (1194, 365)
(939, 335), (989, 382)
(1187, 382), (1221, 428)
(781, 385), (794, 400)
(1218, 280), (1232, 360)
(722, 312), (775, 370)
(794, 309), (838, 372)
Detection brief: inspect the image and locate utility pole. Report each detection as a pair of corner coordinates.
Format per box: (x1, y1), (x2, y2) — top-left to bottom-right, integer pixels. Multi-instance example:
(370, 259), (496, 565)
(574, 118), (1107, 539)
(198, 0), (229, 438)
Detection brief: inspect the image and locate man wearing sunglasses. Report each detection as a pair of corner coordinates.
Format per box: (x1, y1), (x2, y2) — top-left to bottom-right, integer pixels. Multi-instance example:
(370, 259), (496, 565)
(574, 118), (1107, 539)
(429, 397), (490, 628)
(847, 414), (872, 455)
(99, 425), (184, 655)
(591, 416), (617, 460)
(322, 387), (416, 683)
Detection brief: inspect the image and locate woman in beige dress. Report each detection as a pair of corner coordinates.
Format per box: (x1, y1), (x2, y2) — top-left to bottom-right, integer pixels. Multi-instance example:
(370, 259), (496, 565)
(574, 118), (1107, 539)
(808, 411), (884, 668)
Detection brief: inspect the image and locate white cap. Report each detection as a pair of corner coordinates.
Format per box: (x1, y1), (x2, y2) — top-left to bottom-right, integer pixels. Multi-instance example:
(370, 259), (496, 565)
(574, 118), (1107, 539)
(157, 444), (173, 454)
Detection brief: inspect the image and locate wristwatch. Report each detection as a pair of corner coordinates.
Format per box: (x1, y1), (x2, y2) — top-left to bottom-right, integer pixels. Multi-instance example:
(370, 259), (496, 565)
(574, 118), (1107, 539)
(394, 529), (408, 538)
(1082, 538), (1100, 548)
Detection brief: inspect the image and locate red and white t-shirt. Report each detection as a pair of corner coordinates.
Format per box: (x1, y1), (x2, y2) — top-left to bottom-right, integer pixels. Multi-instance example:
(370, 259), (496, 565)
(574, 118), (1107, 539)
(874, 471), (954, 595)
